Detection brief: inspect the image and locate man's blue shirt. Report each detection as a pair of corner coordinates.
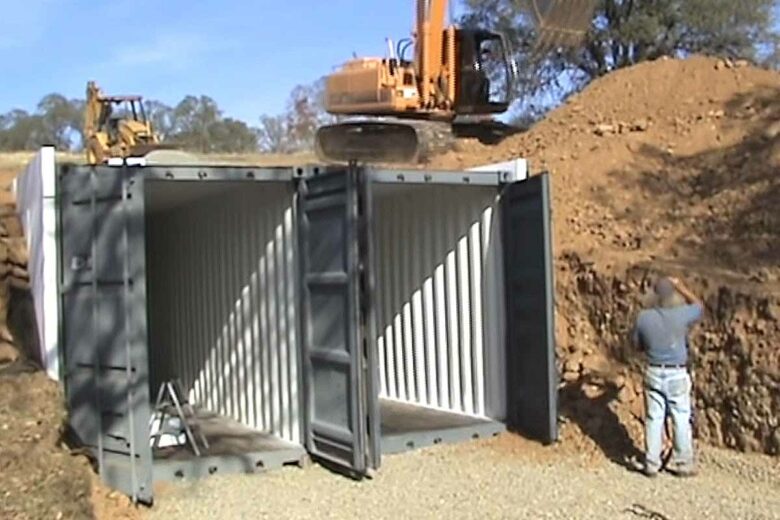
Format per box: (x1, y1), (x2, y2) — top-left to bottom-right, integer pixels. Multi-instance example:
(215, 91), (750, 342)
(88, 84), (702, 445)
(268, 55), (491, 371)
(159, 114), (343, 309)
(633, 304), (703, 365)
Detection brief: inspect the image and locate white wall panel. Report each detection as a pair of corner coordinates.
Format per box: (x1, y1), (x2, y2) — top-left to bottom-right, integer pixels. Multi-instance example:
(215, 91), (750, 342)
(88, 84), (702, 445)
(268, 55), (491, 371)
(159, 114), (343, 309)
(13, 147), (59, 380)
(372, 184), (506, 420)
(145, 181), (300, 444)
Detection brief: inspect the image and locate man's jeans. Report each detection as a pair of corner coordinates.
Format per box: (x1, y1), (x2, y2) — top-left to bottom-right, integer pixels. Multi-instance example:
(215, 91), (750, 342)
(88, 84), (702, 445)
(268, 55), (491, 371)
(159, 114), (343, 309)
(644, 366), (694, 471)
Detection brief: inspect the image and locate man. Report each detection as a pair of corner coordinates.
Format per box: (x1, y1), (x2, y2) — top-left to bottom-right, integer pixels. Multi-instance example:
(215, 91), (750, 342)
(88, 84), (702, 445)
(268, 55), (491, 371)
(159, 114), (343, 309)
(632, 276), (703, 477)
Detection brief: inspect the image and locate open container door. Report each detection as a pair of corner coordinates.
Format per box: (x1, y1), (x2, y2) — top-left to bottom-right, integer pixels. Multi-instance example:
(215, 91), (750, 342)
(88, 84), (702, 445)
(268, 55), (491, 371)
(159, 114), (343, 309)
(59, 165), (154, 503)
(297, 166), (376, 476)
(502, 173), (558, 444)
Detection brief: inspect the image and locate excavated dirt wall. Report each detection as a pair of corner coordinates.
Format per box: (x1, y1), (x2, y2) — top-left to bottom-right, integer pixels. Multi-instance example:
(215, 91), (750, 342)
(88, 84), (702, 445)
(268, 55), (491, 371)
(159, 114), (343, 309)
(431, 55), (780, 455)
(555, 253), (779, 456)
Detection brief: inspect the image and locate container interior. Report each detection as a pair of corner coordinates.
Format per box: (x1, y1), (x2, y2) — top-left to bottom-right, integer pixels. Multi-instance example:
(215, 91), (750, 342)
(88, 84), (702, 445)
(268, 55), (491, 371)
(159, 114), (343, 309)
(143, 180), (305, 476)
(141, 177), (510, 463)
(370, 182), (508, 452)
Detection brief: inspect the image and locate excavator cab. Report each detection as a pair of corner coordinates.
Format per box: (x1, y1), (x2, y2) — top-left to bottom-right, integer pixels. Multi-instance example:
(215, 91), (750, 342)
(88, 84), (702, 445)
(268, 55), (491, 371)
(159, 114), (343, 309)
(455, 30), (515, 115)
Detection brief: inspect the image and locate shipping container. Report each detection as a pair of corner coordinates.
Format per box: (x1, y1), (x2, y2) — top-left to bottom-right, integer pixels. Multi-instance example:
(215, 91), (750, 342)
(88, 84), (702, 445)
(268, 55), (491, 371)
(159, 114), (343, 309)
(58, 162), (556, 503)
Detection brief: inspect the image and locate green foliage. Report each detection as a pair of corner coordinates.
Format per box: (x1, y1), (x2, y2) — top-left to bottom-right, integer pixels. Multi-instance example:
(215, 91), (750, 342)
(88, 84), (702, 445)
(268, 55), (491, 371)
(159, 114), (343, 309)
(142, 100), (176, 139)
(36, 94), (84, 150)
(0, 110), (42, 150)
(0, 78), (332, 154)
(169, 95), (223, 153)
(0, 94), (83, 151)
(0, 93), (259, 154)
(461, 0), (779, 119)
(256, 114), (290, 153)
(209, 118), (260, 154)
(256, 77), (334, 153)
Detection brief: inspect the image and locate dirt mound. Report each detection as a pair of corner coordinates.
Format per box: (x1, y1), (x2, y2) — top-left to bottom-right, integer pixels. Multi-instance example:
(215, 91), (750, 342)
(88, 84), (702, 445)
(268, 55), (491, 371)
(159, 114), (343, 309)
(0, 167), (143, 518)
(0, 185), (90, 520)
(432, 55), (780, 456)
(0, 372), (92, 519)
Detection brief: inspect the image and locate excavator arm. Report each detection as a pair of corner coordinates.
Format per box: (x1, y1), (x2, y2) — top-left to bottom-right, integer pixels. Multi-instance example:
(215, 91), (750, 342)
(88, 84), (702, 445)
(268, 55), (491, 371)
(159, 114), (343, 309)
(415, 0), (450, 107)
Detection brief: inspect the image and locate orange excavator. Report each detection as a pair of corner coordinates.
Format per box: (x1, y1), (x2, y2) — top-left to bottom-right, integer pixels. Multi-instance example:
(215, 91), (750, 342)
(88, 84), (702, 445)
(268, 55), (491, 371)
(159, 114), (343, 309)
(315, 0), (597, 163)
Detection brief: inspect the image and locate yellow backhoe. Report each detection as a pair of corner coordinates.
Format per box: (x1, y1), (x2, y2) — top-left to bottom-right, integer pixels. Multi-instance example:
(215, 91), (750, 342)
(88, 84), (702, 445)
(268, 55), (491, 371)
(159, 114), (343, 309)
(315, 0), (597, 163)
(83, 81), (168, 165)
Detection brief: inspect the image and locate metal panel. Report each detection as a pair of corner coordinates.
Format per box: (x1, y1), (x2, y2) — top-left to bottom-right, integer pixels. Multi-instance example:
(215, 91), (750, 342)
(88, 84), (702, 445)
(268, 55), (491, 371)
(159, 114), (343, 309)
(144, 180), (301, 444)
(298, 167), (374, 475)
(58, 164), (153, 503)
(370, 184), (506, 420)
(501, 173), (557, 443)
(366, 168), (508, 186)
(152, 446), (306, 482)
(141, 165), (296, 183)
(359, 173), (382, 469)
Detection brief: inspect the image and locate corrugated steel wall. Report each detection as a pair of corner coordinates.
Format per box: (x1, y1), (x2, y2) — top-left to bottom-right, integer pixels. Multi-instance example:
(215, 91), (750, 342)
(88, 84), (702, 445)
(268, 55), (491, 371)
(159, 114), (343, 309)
(372, 184), (506, 419)
(146, 181), (300, 444)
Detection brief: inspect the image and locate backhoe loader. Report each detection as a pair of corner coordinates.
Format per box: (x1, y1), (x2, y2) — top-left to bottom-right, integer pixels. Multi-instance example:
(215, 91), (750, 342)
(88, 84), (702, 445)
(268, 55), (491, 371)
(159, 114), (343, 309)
(315, 0), (597, 163)
(83, 81), (170, 165)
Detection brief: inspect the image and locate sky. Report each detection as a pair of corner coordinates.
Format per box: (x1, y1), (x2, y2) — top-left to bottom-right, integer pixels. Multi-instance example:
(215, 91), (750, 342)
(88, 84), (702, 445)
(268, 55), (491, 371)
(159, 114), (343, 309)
(0, 0), (462, 122)
(1, 1), (777, 124)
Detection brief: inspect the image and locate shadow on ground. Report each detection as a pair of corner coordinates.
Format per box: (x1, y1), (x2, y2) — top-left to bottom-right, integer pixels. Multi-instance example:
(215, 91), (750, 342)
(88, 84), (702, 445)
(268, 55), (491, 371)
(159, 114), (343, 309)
(560, 377), (643, 468)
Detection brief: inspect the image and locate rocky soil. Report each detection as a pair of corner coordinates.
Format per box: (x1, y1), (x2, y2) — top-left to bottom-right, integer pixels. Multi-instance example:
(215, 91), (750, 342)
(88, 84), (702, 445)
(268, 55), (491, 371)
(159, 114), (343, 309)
(430, 55), (780, 456)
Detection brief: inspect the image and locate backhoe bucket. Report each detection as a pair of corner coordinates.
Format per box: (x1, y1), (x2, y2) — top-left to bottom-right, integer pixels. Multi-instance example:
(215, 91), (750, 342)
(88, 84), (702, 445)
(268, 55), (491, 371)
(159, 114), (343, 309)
(129, 143), (178, 157)
(529, 0), (597, 48)
(315, 122), (419, 164)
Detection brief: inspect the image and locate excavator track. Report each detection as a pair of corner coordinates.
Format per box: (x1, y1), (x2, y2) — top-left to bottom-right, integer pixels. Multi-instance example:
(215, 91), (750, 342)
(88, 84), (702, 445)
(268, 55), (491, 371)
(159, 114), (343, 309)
(315, 119), (456, 164)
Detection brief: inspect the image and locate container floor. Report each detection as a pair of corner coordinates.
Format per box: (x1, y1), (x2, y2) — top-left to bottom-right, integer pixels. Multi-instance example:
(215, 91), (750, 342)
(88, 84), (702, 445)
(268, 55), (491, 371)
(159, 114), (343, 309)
(379, 399), (505, 455)
(152, 408), (306, 482)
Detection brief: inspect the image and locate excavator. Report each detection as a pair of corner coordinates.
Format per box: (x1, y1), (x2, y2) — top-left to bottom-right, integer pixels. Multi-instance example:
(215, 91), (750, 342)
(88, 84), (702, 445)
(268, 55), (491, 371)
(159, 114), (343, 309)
(315, 0), (597, 163)
(83, 81), (169, 165)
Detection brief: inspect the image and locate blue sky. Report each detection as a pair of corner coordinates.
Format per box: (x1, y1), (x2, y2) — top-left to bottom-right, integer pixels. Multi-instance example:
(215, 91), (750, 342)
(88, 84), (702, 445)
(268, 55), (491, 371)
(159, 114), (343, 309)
(2, 1), (777, 124)
(0, 0), (462, 122)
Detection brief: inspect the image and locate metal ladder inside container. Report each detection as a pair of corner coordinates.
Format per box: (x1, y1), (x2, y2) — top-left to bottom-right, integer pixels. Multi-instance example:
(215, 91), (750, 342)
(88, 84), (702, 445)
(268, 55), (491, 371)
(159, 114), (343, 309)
(151, 380), (210, 457)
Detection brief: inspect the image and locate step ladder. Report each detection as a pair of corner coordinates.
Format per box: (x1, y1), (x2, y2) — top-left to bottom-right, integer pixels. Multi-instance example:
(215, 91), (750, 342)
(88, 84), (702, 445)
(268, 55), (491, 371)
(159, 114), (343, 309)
(151, 380), (210, 457)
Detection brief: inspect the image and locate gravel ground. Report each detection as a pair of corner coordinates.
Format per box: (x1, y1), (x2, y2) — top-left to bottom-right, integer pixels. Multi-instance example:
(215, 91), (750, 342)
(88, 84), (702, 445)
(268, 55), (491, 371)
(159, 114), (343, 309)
(146, 436), (780, 520)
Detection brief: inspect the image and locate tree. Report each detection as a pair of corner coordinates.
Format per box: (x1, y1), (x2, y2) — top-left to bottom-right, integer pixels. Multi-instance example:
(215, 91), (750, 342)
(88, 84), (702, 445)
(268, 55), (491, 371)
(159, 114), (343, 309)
(143, 100), (175, 139)
(168, 95), (259, 153)
(36, 93), (83, 149)
(210, 118), (259, 153)
(257, 77), (334, 153)
(170, 95), (222, 152)
(0, 110), (43, 151)
(762, 33), (780, 69)
(0, 94), (83, 151)
(257, 114), (291, 153)
(284, 78), (335, 150)
(461, 0), (779, 119)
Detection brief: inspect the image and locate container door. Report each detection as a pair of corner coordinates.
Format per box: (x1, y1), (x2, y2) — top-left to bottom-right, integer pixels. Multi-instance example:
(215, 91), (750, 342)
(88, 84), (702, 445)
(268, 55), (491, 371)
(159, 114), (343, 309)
(502, 173), (558, 444)
(297, 166), (376, 476)
(59, 165), (154, 503)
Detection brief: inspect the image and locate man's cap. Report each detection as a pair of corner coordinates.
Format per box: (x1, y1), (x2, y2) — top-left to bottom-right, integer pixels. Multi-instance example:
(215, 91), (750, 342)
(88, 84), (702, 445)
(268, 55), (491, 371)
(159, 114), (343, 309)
(654, 277), (676, 299)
